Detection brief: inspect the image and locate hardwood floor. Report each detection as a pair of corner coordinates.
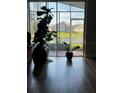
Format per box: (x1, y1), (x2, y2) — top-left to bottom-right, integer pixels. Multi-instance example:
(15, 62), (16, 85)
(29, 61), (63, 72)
(27, 57), (96, 93)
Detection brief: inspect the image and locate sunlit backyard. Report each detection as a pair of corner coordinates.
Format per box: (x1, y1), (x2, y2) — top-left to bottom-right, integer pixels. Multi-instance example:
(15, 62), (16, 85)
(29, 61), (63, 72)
(31, 31), (83, 48)
(58, 32), (83, 48)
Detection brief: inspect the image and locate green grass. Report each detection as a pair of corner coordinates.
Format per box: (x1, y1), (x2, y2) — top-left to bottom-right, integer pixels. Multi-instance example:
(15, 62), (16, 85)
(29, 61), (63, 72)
(58, 32), (83, 39)
(71, 43), (83, 49)
(58, 32), (83, 48)
(31, 31), (84, 48)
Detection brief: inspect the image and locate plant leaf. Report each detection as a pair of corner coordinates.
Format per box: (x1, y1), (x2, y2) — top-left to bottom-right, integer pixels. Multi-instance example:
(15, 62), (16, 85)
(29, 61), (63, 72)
(63, 42), (68, 46)
(41, 6), (47, 10)
(37, 11), (46, 16)
(72, 46), (80, 51)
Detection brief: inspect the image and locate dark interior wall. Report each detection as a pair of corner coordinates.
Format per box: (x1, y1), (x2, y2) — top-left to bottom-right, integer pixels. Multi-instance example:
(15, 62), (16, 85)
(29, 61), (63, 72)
(84, 0), (96, 58)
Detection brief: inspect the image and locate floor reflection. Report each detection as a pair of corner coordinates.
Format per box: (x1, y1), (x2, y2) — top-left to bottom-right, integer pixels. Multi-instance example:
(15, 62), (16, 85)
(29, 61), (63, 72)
(27, 57), (96, 93)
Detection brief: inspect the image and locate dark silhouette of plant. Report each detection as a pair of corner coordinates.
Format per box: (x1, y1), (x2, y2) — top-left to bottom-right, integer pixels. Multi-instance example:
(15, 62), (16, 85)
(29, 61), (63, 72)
(33, 6), (57, 46)
(63, 42), (80, 52)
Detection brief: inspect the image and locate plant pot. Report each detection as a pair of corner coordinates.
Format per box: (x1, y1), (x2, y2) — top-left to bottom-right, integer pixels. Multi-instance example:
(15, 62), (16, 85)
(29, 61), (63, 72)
(66, 52), (73, 61)
(32, 43), (48, 67)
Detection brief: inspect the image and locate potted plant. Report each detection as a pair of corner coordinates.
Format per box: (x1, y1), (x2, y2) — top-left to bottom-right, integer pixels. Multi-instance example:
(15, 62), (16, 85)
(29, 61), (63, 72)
(32, 6), (57, 67)
(63, 42), (80, 61)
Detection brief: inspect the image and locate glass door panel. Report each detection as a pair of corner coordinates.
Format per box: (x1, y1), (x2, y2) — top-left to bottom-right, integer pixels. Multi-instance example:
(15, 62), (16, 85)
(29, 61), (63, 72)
(57, 12), (70, 56)
(71, 20), (84, 56)
(48, 12), (57, 57)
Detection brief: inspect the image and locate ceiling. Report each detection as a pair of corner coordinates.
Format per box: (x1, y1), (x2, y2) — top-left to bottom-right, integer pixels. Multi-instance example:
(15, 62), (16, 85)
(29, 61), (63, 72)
(62, 2), (84, 9)
(28, 0), (85, 9)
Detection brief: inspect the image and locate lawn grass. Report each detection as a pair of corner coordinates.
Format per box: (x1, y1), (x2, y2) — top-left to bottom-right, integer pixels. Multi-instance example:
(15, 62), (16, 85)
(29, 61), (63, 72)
(58, 32), (83, 39)
(31, 31), (84, 48)
(58, 32), (84, 48)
